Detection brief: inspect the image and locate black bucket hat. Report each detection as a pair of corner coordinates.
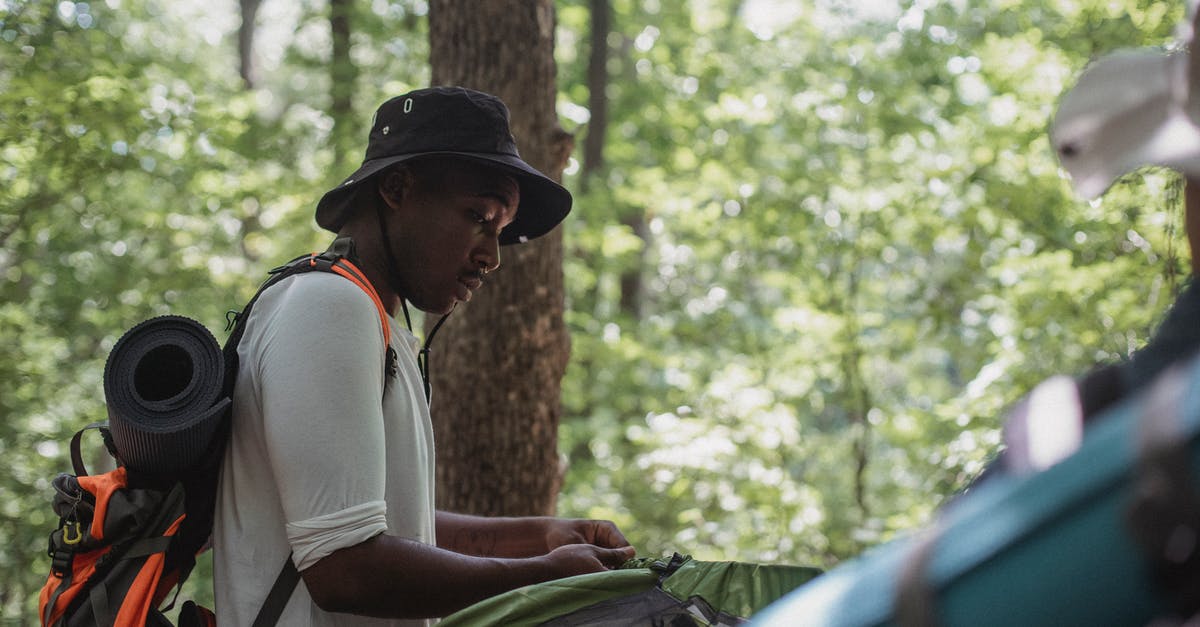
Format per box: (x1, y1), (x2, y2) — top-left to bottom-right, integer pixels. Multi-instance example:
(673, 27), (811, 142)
(315, 86), (573, 245)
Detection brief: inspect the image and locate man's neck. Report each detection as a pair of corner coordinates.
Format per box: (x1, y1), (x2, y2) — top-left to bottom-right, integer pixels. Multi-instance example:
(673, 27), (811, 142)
(334, 230), (404, 317)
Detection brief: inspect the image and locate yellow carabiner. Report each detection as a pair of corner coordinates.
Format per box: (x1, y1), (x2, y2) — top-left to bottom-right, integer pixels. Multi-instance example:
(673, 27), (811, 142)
(62, 521), (83, 545)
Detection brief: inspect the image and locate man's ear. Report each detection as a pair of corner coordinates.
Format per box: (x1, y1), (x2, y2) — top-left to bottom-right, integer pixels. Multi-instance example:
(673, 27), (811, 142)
(378, 166), (410, 209)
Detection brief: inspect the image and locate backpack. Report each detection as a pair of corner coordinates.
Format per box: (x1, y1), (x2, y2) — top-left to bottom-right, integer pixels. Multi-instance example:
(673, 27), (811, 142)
(39, 238), (391, 626)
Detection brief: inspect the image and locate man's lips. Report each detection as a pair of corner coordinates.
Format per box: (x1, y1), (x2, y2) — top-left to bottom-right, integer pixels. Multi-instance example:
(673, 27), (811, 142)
(457, 274), (484, 300)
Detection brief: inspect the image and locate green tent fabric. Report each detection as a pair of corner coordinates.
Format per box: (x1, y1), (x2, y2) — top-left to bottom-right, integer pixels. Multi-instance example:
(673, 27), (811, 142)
(440, 554), (820, 626)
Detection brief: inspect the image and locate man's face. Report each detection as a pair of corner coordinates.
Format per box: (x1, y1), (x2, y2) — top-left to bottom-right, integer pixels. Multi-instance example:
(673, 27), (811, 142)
(387, 159), (519, 314)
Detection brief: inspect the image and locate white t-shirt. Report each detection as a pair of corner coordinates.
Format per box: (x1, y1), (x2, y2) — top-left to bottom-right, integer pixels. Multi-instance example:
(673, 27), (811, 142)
(214, 271), (436, 626)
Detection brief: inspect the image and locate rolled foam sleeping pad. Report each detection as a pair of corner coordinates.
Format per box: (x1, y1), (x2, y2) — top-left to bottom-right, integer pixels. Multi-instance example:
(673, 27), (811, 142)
(103, 315), (231, 475)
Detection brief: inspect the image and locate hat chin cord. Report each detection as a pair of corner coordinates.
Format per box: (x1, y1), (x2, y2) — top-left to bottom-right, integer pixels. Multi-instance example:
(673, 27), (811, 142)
(375, 202), (451, 404)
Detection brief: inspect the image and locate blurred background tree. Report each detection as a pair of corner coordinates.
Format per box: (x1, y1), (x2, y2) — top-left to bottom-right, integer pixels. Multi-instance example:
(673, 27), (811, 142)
(0, 0), (1187, 621)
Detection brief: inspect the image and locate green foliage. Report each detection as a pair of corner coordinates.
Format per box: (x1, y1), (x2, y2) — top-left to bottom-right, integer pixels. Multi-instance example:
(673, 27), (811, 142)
(554, 0), (1188, 571)
(0, 0), (1192, 621)
(0, 0), (426, 620)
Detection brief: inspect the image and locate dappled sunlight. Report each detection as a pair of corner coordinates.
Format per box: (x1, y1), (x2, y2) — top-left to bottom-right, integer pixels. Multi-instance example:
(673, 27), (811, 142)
(5, 0), (1196, 619)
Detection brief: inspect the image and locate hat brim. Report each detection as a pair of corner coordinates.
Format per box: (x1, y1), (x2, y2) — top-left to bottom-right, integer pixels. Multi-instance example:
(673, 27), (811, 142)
(315, 151), (572, 245)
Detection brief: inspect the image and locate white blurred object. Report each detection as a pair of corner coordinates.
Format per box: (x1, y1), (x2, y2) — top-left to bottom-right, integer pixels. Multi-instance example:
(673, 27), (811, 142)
(1002, 375), (1085, 474)
(1050, 7), (1200, 198)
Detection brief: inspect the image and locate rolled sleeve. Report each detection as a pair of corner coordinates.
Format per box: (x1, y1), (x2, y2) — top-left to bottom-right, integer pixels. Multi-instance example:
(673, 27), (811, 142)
(287, 501), (388, 570)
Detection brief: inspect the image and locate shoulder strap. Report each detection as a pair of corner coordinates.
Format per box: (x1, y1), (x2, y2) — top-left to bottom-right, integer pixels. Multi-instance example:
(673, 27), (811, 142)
(314, 253), (391, 350)
(252, 556), (300, 627)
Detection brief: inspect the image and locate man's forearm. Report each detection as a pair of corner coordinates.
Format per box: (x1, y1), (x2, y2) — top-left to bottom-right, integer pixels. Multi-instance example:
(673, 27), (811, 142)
(302, 532), (554, 618)
(436, 510), (549, 557)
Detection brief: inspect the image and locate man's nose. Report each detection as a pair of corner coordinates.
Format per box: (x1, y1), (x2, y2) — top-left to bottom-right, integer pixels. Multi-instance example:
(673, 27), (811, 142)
(474, 237), (500, 274)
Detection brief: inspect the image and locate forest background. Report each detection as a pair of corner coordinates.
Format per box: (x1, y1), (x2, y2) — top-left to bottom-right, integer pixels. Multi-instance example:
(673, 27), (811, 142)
(0, 0), (1192, 621)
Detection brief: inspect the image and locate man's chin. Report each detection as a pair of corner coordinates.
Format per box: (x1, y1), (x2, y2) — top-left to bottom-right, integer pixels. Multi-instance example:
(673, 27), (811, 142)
(413, 298), (458, 317)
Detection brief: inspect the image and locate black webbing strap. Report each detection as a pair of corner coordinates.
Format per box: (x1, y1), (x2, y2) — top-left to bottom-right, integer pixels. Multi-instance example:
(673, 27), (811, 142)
(123, 535), (174, 559)
(42, 568), (72, 626)
(69, 422), (116, 477)
(252, 556), (301, 627)
(89, 578), (112, 626)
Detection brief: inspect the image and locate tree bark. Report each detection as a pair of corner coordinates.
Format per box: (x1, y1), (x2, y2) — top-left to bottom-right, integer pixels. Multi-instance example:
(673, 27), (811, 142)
(237, 0), (261, 89)
(581, 0), (610, 187)
(582, 0), (645, 317)
(427, 0), (571, 517)
(329, 0), (357, 166)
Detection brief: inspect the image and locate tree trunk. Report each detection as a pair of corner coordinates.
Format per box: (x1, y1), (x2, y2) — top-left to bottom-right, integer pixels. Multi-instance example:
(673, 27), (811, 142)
(581, 0), (609, 187)
(237, 0), (262, 89)
(329, 0), (357, 166)
(427, 0), (571, 517)
(236, 0), (263, 259)
(582, 0), (645, 318)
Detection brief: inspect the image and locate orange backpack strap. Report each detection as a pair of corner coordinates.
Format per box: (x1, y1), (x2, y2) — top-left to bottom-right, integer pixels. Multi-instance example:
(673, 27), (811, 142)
(329, 258), (390, 349)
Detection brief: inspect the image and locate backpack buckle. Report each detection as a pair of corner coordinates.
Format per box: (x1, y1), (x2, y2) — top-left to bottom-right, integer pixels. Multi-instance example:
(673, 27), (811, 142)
(47, 528), (76, 578)
(62, 521), (83, 545)
(305, 252), (338, 273)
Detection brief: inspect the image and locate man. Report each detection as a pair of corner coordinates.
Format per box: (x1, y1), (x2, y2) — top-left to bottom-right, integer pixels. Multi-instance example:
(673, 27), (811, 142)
(214, 86), (635, 625)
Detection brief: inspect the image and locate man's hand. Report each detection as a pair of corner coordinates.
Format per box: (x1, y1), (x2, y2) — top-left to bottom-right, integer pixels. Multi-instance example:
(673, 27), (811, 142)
(436, 511), (635, 560)
(542, 518), (633, 553)
(541, 542), (637, 578)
